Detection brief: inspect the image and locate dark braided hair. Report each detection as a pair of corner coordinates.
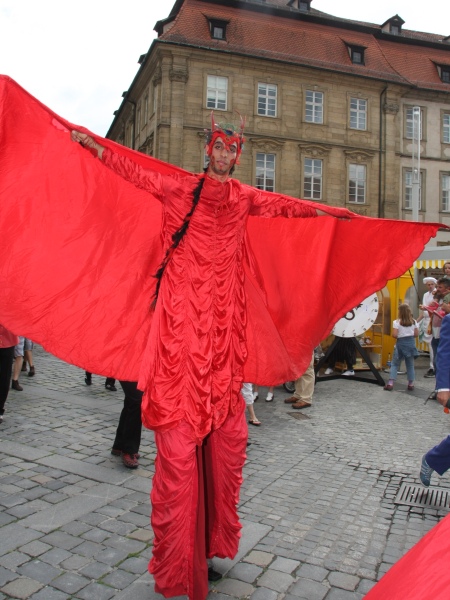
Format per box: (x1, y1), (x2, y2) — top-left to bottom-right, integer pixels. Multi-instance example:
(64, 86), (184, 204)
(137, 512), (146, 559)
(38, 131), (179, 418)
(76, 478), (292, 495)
(150, 176), (206, 310)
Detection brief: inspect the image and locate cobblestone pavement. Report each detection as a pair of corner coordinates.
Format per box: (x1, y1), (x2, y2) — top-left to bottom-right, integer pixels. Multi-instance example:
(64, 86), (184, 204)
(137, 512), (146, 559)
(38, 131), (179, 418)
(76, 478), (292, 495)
(1, 346), (449, 599)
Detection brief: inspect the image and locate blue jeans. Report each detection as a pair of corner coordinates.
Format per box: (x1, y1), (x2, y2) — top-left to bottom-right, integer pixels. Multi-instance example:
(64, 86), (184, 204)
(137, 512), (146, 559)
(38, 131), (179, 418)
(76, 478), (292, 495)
(389, 338), (416, 382)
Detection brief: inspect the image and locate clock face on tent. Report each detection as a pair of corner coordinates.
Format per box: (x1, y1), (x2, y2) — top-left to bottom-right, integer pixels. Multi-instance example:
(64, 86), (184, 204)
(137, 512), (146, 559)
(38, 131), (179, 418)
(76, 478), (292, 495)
(332, 294), (379, 338)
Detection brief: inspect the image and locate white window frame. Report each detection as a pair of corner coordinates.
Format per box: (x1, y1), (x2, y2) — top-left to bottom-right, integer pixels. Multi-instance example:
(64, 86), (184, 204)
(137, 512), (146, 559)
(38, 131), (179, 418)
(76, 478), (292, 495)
(257, 83), (277, 117)
(305, 90), (323, 124)
(404, 170), (422, 210)
(303, 158), (323, 200)
(443, 113), (450, 144)
(348, 164), (366, 204)
(350, 98), (367, 130)
(256, 153), (276, 192)
(206, 75), (228, 111)
(406, 107), (423, 140)
(442, 174), (450, 212)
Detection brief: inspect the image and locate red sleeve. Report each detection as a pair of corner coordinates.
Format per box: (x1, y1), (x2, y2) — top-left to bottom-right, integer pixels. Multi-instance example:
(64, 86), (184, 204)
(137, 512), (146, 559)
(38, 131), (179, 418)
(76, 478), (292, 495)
(245, 185), (357, 220)
(103, 148), (164, 201)
(248, 187), (318, 218)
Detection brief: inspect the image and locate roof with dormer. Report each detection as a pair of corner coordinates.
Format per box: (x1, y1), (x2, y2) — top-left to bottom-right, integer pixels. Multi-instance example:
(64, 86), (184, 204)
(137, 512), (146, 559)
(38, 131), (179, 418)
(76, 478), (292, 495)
(153, 0), (450, 92)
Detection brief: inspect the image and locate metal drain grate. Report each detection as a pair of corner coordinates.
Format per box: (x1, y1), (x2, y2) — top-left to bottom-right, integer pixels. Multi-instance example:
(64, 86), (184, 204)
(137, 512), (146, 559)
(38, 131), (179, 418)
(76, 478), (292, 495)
(288, 412), (310, 421)
(394, 482), (450, 509)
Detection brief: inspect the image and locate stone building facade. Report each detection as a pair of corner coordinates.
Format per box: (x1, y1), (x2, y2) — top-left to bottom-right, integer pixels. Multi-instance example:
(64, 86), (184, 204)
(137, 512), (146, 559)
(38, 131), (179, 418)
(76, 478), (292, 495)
(106, 0), (450, 241)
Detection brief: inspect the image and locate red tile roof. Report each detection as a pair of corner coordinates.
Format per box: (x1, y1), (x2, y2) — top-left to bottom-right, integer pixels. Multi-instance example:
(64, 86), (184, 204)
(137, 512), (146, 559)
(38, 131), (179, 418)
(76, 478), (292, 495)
(158, 0), (450, 92)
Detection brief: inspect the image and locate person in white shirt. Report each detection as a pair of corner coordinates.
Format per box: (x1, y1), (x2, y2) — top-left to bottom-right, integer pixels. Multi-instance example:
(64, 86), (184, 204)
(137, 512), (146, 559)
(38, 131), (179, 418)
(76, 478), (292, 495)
(418, 277), (437, 377)
(384, 304), (418, 391)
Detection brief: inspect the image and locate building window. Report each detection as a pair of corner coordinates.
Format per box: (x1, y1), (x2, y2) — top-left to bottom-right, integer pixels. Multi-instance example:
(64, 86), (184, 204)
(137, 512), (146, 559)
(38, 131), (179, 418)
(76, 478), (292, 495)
(390, 24), (400, 35)
(348, 164), (366, 203)
(436, 64), (450, 83)
(444, 114), (450, 144)
(257, 83), (277, 117)
(136, 103), (141, 132)
(207, 75), (228, 110)
(350, 98), (367, 130)
(352, 49), (363, 64)
(442, 174), (450, 212)
(305, 90), (323, 124)
(295, 0), (311, 11)
(153, 84), (158, 114)
(405, 107), (423, 139)
(404, 170), (422, 210)
(144, 93), (149, 124)
(303, 158), (322, 200)
(256, 153), (275, 192)
(127, 122), (134, 148)
(209, 19), (228, 40)
(347, 45), (365, 65)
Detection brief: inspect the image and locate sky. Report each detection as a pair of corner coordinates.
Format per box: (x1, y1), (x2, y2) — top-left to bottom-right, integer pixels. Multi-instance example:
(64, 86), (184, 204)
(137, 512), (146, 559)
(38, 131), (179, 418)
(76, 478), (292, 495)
(0, 1), (446, 136)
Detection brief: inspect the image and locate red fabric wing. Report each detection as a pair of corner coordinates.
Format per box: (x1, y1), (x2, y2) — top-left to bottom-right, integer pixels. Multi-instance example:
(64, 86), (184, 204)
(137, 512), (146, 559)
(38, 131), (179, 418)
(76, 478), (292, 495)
(0, 75), (444, 383)
(364, 513), (450, 599)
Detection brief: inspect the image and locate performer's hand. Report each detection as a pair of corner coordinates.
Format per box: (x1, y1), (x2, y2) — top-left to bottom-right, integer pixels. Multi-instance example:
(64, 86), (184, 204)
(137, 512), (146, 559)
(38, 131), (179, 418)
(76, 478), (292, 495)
(71, 130), (104, 159)
(437, 391), (450, 406)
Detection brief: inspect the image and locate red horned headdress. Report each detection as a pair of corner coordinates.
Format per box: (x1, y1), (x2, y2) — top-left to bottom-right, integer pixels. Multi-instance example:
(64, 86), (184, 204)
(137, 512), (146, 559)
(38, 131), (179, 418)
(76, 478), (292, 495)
(205, 111), (246, 164)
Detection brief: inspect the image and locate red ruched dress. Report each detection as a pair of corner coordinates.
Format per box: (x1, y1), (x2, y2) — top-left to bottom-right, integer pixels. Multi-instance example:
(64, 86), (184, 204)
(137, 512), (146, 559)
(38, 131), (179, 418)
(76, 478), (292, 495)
(102, 148), (318, 599)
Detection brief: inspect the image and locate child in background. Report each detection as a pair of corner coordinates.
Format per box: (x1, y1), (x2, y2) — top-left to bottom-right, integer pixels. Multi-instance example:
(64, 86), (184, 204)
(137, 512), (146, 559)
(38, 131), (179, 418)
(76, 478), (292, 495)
(384, 304), (419, 391)
(242, 382), (261, 425)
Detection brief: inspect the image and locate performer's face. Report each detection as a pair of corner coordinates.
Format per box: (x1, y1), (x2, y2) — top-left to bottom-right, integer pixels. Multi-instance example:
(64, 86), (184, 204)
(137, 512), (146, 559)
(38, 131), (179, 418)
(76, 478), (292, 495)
(208, 138), (237, 178)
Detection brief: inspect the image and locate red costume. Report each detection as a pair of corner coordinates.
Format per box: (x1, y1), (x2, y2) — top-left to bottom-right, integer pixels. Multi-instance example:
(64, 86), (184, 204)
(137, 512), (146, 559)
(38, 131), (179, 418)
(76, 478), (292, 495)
(0, 75), (445, 599)
(365, 512), (450, 600)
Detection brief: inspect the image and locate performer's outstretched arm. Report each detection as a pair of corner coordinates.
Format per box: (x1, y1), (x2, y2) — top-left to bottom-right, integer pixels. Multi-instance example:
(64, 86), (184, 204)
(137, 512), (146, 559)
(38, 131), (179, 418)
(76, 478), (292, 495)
(71, 131), (165, 201)
(246, 186), (355, 220)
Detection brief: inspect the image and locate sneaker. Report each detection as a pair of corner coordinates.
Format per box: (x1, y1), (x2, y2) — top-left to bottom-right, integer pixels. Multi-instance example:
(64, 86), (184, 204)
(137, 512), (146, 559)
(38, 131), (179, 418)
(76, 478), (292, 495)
(324, 367), (334, 375)
(122, 453), (139, 469)
(265, 392), (274, 402)
(342, 370), (355, 376)
(424, 369), (435, 378)
(105, 383), (117, 391)
(11, 380), (23, 391)
(420, 454), (434, 487)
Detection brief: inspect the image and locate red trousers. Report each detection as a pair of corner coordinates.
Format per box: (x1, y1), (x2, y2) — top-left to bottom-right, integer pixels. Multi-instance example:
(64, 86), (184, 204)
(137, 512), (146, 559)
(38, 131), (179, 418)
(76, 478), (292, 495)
(149, 399), (248, 600)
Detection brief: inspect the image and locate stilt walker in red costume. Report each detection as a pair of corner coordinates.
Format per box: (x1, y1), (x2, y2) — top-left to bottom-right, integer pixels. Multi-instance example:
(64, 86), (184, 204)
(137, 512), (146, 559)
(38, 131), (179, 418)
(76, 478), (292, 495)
(71, 115), (353, 599)
(0, 76), (446, 600)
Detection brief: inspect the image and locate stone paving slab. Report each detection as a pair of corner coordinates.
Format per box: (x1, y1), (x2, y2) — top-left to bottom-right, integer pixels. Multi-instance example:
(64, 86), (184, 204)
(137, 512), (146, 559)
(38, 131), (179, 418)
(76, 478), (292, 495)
(1, 346), (449, 599)
(20, 483), (130, 533)
(1, 441), (52, 462)
(34, 455), (134, 486)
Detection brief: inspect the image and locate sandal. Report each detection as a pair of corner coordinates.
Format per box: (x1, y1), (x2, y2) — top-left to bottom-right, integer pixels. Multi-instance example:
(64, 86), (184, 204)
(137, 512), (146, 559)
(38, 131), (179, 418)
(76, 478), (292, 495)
(383, 384), (393, 391)
(248, 419), (261, 426)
